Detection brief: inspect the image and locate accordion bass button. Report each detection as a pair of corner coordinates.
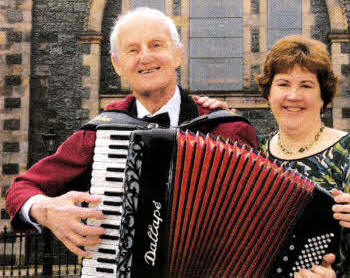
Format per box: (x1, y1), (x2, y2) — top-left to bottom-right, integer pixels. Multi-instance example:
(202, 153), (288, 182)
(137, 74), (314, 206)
(276, 268), (283, 273)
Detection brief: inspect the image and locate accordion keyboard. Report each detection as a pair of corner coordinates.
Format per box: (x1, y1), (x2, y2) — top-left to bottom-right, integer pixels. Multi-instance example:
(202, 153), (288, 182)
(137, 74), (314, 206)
(81, 127), (135, 278)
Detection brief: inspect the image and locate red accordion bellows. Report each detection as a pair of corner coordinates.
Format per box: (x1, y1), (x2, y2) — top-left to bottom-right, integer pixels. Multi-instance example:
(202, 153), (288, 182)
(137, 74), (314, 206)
(168, 131), (314, 277)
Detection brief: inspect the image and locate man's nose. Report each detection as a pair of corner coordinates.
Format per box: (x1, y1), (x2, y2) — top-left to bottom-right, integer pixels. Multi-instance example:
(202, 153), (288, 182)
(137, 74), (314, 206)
(139, 47), (152, 63)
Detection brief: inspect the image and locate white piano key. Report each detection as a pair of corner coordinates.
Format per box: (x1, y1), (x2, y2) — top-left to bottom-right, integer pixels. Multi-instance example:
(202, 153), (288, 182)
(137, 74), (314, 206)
(89, 186), (124, 195)
(85, 243), (119, 253)
(90, 180), (124, 188)
(95, 138), (130, 147)
(87, 218), (121, 228)
(93, 154), (127, 163)
(83, 258), (117, 268)
(88, 250), (118, 260)
(97, 129), (133, 137)
(94, 147), (129, 155)
(81, 265), (116, 277)
(92, 161), (126, 170)
(92, 170), (124, 178)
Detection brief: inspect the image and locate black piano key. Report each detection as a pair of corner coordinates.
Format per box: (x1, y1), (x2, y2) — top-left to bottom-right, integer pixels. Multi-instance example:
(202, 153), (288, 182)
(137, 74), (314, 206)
(100, 234), (120, 240)
(110, 135), (130, 140)
(106, 177), (123, 182)
(106, 167), (124, 173)
(104, 191), (123, 197)
(108, 153), (127, 159)
(101, 223), (120, 229)
(109, 145), (128, 150)
(96, 267), (114, 274)
(98, 248), (116, 255)
(103, 200), (122, 206)
(102, 210), (121, 216)
(97, 258), (118, 264)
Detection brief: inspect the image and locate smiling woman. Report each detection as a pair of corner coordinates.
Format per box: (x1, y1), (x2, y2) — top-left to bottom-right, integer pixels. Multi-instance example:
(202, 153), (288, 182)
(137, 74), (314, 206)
(256, 35), (350, 277)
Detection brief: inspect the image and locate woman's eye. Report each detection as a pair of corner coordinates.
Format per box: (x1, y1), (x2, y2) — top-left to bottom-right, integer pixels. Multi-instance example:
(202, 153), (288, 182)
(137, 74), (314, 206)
(301, 84), (312, 88)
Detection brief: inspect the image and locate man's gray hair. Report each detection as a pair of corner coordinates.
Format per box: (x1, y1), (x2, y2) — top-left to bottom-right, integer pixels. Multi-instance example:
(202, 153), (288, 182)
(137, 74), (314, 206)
(110, 7), (183, 58)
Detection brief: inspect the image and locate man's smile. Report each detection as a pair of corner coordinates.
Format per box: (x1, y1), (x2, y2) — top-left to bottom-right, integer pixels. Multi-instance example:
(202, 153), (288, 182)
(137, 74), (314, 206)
(138, 67), (161, 74)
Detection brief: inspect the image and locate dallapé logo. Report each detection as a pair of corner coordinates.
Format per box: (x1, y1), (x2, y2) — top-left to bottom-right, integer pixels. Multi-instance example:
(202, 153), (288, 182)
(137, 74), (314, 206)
(144, 200), (163, 266)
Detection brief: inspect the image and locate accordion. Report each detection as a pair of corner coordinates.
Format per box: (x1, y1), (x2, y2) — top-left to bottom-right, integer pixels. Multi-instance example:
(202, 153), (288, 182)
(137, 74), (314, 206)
(82, 122), (340, 278)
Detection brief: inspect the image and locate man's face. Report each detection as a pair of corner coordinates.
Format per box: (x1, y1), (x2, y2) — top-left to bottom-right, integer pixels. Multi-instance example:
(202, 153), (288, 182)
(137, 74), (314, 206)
(112, 16), (183, 99)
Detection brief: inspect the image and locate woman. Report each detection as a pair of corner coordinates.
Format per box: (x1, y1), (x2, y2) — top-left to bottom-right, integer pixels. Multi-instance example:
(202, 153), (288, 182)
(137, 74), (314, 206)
(255, 35), (350, 278)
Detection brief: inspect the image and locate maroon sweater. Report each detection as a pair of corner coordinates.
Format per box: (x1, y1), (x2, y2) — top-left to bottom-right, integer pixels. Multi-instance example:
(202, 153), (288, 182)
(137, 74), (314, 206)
(6, 95), (257, 231)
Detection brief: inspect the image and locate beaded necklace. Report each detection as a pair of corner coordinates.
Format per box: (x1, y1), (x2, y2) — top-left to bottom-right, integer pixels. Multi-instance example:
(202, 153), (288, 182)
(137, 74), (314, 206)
(277, 126), (325, 155)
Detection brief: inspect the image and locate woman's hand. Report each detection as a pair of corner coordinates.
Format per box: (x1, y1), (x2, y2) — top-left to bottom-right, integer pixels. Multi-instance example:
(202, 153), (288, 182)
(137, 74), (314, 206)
(332, 189), (350, 228)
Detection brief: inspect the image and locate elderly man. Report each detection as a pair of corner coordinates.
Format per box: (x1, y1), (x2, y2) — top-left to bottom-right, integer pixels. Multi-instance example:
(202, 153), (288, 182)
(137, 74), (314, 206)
(6, 7), (257, 258)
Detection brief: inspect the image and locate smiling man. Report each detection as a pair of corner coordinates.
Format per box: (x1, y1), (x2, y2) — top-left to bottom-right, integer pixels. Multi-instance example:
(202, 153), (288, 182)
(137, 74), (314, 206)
(6, 7), (257, 259)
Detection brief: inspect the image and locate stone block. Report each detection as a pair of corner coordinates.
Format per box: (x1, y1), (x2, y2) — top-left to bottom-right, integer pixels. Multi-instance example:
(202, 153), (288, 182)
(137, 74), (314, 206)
(251, 0), (259, 14)
(341, 43), (350, 54)
(2, 164), (19, 175)
(7, 31), (22, 42)
(1, 209), (10, 220)
(7, 10), (23, 23)
(251, 28), (259, 53)
(342, 108), (350, 118)
(1, 185), (9, 198)
(6, 54), (22, 65)
(37, 32), (58, 43)
(0, 32), (6, 45)
(190, 18), (242, 38)
(4, 119), (20, 130)
(173, 0), (181, 16)
(5, 75), (21, 86)
(190, 38), (242, 58)
(4, 98), (21, 108)
(3, 142), (19, 152)
(130, 0), (165, 11)
(190, 58), (243, 90)
(190, 0), (242, 17)
(341, 64), (350, 77)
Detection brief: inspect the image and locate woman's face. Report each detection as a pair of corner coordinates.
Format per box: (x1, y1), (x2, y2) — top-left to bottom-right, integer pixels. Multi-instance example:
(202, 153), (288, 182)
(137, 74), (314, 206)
(268, 65), (323, 133)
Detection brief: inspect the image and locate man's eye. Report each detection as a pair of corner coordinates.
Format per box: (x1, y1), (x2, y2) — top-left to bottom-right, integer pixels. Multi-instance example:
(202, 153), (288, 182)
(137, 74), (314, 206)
(278, 83), (288, 87)
(128, 49), (137, 54)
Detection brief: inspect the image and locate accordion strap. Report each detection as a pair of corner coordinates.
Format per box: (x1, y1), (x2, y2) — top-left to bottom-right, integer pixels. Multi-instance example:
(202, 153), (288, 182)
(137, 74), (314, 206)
(79, 110), (151, 131)
(179, 110), (250, 131)
(79, 109), (250, 131)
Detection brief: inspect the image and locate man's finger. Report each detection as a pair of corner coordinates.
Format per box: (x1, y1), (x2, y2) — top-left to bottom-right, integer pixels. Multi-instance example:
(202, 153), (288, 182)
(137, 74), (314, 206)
(55, 206), (105, 220)
(65, 191), (101, 204)
(71, 220), (106, 237)
(63, 238), (92, 258)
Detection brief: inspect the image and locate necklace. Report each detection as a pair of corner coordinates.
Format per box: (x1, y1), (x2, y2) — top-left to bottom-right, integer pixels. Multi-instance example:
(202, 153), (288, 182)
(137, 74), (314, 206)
(277, 126), (325, 155)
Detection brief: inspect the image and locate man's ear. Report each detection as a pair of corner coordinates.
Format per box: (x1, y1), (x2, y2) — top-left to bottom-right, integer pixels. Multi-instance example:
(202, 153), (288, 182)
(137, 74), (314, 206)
(174, 45), (184, 69)
(111, 54), (121, 76)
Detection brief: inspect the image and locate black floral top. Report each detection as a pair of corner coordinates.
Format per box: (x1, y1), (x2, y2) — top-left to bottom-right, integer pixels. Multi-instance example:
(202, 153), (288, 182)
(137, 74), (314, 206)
(258, 133), (350, 277)
(258, 133), (350, 192)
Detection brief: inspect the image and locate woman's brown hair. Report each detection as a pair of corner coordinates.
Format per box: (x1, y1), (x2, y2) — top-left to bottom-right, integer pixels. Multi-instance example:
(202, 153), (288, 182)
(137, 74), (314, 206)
(255, 35), (338, 109)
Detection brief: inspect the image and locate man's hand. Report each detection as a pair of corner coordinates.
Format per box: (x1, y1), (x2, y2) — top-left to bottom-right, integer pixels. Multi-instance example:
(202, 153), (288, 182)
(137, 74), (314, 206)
(294, 253), (336, 278)
(332, 189), (350, 228)
(30, 191), (105, 258)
